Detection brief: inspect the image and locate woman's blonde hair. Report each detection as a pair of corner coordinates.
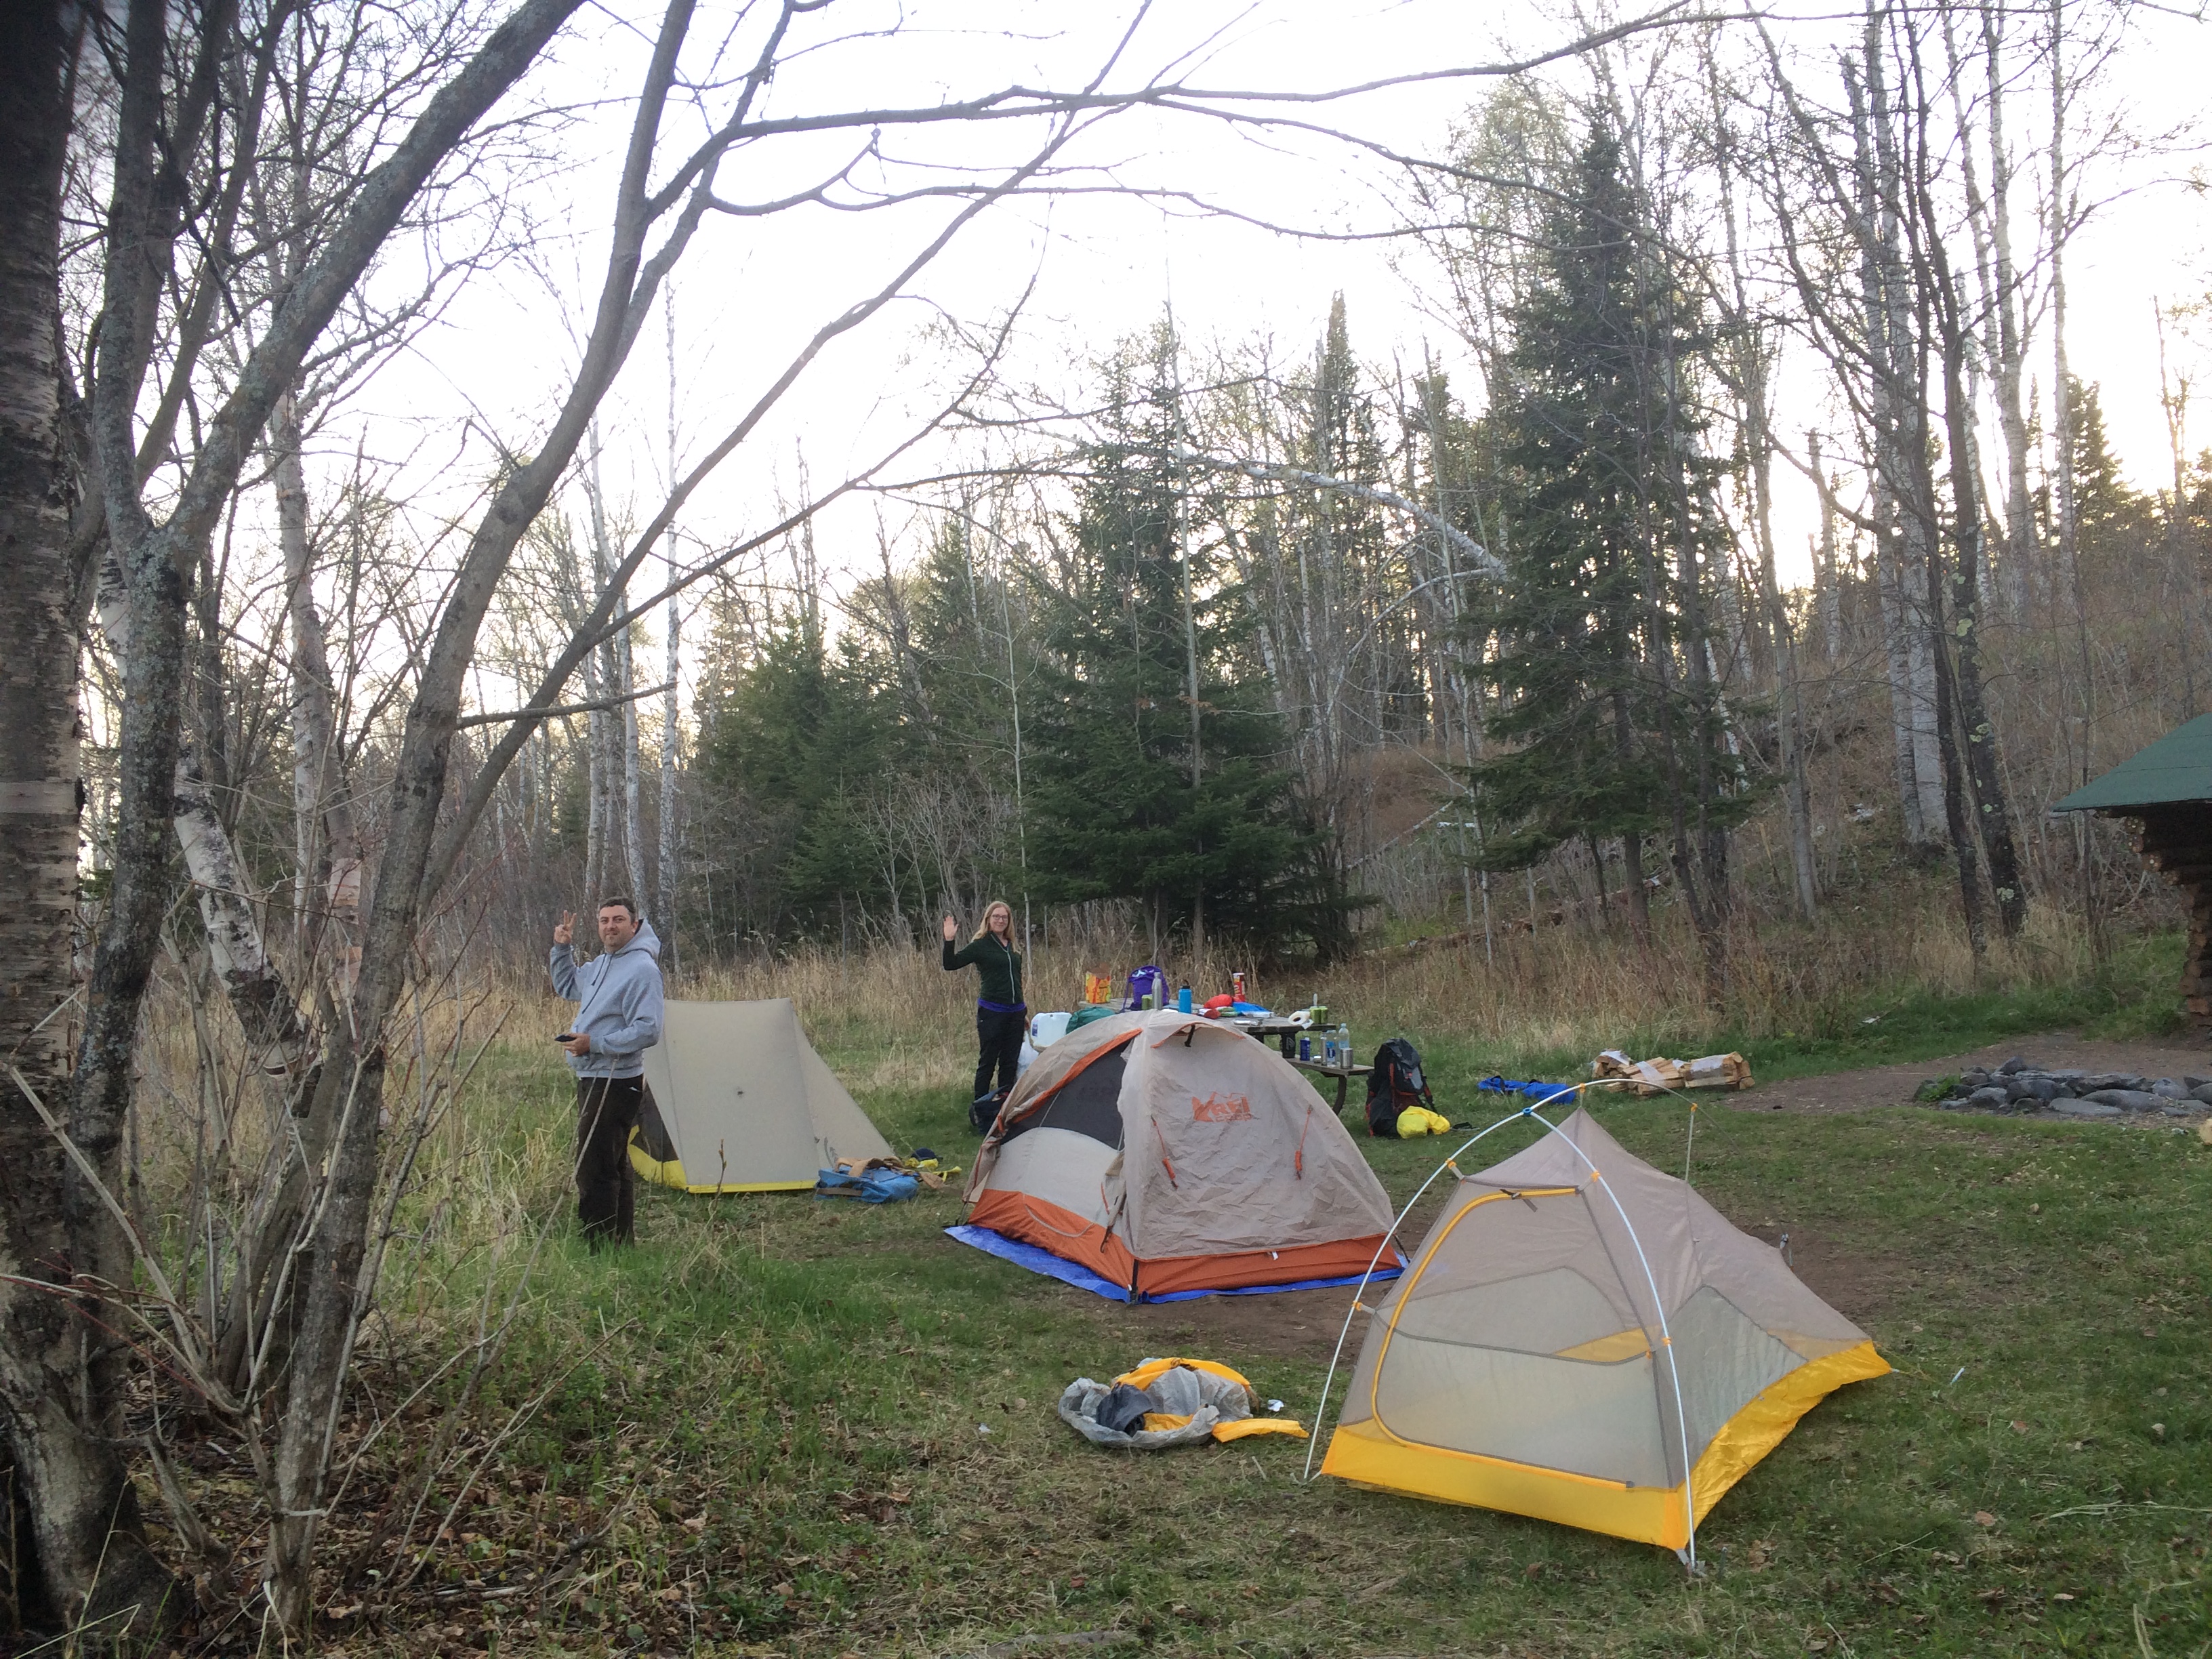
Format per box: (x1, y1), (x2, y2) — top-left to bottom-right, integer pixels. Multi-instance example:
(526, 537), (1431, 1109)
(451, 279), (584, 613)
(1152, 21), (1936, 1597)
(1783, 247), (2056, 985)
(971, 899), (1015, 943)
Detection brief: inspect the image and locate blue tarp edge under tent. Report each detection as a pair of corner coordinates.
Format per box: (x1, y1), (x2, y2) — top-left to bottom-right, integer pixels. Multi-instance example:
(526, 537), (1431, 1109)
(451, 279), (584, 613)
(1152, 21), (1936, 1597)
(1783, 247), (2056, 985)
(944, 1225), (1404, 1304)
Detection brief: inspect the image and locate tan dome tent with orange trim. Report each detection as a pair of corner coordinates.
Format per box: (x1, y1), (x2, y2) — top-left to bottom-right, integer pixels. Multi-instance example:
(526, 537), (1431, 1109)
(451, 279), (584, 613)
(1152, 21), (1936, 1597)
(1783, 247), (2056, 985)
(628, 1000), (890, 1193)
(1319, 1107), (1887, 1555)
(955, 1010), (1401, 1301)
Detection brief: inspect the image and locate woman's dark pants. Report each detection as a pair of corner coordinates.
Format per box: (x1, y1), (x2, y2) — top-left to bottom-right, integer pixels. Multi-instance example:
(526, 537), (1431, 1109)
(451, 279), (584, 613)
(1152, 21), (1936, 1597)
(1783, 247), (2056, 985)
(972, 1007), (1025, 1104)
(574, 1074), (641, 1246)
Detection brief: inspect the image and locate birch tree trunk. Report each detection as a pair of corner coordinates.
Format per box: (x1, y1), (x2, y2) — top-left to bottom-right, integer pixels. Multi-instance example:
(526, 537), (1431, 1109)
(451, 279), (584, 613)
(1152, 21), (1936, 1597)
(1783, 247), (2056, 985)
(658, 301), (680, 955)
(584, 698), (607, 905)
(1172, 344), (1205, 958)
(1978, 8), (2036, 619)
(1914, 66), (2030, 940)
(0, 5), (179, 1628)
(66, 5), (239, 1624)
(573, 512), (607, 907)
(1846, 45), (1931, 850)
(276, 389), (363, 1000)
(1710, 70), (1814, 922)
(1810, 430), (1843, 657)
(2045, 0), (2101, 955)
(619, 613), (647, 907)
(2156, 304), (2207, 714)
(92, 554), (312, 1076)
(1877, 526), (1925, 842)
(1754, 405), (1817, 922)
(586, 428), (645, 904)
(1866, 31), (1946, 851)
(659, 593), (680, 949)
(210, 386), (405, 1407)
(1922, 507), (1989, 961)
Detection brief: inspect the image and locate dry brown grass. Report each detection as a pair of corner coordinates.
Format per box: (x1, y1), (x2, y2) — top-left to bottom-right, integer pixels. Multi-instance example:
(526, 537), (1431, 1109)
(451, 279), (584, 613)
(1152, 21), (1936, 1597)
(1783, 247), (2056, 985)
(586, 874), (2139, 1088)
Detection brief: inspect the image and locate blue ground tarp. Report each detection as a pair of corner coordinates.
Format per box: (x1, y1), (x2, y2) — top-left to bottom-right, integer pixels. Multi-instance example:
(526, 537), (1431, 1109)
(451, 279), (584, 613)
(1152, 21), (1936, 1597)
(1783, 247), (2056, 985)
(944, 1225), (1403, 1305)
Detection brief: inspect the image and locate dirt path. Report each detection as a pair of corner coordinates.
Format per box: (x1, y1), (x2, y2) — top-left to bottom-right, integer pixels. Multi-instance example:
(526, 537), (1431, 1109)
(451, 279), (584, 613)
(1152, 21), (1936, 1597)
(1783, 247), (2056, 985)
(1733, 1031), (2212, 1113)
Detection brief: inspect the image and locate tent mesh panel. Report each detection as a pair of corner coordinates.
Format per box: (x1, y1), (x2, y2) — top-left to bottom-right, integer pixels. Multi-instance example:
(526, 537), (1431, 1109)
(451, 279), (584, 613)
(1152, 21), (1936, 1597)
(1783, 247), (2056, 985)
(1002, 1045), (1128, 1149)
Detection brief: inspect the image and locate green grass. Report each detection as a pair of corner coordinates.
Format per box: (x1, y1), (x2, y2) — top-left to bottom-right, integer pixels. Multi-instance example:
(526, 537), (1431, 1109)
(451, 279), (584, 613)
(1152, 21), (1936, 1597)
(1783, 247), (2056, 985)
(339, 1007), (2212, 1659)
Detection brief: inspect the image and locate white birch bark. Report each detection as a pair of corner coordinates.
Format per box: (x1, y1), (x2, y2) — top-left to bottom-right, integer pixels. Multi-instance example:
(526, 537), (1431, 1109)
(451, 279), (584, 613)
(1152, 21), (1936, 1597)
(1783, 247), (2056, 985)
(94, 552), (309, 1072)
(583, 700), (606, 906)
(1744, 363), (1816, 919)
(657, 299), (680, 952)
(619, 607), (647, 907)
(1982, 3), (2036, 617)
(274, 389), (362, 1000)
(1942, 4), (2029, 622)
(1810, 430), (1843, 657)
(659, 594), (679, 943)
(582, 426), (647, 906)
(1847, 74), (1927, 846)
(1875, 131), (1947, 844)
(2049, 0), (2083, 700)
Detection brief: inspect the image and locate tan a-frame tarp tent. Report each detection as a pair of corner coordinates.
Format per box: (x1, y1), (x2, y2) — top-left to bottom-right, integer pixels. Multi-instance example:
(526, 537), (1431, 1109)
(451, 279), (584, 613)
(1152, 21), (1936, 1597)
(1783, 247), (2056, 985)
(1321, 1107), (1887, 1554)
(629, 999), (891, 1192)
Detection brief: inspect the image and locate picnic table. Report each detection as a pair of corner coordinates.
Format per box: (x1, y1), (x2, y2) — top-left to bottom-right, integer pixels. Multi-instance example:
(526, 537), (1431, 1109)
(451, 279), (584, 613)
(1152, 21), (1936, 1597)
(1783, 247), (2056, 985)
(1288, 1054), (1370, 1115)
(1225, 1017), (1368, 1113)
(1226, 1015), (1305, 1055)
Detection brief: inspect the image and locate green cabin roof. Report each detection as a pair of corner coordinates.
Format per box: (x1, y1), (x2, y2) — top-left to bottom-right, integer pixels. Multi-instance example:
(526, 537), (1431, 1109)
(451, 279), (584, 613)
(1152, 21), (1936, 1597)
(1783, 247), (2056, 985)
(2053, 714), (2212, 812)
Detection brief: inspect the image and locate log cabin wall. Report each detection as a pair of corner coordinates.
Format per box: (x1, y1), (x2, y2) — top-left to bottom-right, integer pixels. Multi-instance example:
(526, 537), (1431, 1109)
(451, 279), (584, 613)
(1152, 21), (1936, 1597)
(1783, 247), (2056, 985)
(2133, 804), (2212, 1031)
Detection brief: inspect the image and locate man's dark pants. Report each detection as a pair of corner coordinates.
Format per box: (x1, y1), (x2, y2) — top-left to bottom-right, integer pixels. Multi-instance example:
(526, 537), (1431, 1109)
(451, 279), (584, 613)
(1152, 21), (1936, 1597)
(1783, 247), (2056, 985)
(574, 1074), (641, 1246)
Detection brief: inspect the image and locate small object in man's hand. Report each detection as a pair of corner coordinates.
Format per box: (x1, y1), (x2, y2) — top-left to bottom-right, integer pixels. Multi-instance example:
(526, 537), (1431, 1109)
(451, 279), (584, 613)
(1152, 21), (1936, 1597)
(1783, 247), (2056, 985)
(554, 1033), (577, 1043)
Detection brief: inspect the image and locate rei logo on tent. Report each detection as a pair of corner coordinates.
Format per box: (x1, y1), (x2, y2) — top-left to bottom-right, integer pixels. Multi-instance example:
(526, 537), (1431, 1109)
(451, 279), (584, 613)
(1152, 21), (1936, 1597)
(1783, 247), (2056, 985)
(1191, 1092), (1254, 1122)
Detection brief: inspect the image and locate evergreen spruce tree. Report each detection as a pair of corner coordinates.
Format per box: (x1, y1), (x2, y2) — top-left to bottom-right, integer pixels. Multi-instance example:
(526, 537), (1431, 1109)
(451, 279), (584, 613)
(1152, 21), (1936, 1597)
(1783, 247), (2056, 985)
(1028, 337), (1328, 954)
(908, 514), (1027, 785)
(695, 601), (899, 935)
(1467, 125), (1746, 914)
(2060, 377), (2156, 581)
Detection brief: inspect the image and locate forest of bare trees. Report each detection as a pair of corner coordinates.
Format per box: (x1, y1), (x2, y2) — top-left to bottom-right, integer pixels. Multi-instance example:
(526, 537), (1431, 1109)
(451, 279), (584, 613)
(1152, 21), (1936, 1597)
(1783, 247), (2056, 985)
(556, 1), (2205, 978)
(1, 0), (2204, 1644)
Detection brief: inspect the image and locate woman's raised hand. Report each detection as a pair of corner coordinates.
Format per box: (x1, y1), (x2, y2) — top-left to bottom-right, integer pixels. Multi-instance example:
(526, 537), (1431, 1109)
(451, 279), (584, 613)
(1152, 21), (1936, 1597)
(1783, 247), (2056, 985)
(941, 914), (958, 942)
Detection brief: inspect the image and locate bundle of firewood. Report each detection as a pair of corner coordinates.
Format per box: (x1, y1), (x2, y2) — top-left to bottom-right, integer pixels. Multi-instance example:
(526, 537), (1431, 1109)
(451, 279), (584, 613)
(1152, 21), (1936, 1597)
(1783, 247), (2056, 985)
(1591, 1049), (1755, 1096)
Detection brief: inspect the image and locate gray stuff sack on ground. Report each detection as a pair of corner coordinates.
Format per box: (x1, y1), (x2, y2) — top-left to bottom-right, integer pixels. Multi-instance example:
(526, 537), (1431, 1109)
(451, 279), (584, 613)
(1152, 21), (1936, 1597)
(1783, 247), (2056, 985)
(1058, 1361), (1253, 1449)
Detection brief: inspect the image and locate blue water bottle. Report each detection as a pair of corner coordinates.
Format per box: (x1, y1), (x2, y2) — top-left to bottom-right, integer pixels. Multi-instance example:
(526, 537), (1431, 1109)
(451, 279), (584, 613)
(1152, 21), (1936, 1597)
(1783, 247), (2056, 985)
(1178, 983), (1192, 1012)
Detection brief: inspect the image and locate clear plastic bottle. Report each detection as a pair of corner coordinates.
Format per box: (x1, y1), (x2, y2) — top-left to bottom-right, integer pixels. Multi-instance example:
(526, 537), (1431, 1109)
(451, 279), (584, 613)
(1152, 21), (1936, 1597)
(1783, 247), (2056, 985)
(1340, 1024), (1353, 1068)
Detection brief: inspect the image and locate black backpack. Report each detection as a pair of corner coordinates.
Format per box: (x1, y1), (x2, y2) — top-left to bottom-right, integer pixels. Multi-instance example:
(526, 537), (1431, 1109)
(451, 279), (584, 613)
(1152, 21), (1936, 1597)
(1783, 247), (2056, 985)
(1364, 1038), (1434, 1138)
(970, 1087), (1009, 1135)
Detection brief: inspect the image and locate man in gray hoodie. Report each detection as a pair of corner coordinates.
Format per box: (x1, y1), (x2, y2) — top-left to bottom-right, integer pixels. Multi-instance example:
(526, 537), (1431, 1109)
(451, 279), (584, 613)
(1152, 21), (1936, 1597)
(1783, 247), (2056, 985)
(550, 898), (664, 1246)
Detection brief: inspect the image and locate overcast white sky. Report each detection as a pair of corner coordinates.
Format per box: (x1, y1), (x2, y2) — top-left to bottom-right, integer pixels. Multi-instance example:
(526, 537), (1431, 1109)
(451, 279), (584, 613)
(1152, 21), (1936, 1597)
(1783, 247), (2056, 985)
(323, 0), (2210, 705)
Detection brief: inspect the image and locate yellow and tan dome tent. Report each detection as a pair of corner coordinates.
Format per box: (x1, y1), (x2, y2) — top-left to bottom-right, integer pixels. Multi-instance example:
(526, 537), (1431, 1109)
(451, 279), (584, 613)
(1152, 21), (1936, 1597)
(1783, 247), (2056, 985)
(1319, 1107), (1886, 1557)
(956, 1010), (1400, 1301)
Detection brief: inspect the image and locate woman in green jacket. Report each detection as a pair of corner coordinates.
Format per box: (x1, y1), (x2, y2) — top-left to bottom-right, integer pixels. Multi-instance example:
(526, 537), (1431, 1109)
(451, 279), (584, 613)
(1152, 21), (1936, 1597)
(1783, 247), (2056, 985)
(942, 901), (1023, 1126)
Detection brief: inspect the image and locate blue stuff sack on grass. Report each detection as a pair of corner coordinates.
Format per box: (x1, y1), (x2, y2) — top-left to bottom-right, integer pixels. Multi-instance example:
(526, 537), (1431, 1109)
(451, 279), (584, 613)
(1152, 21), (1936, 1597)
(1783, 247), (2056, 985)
(815, 1167), (920, 1204)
